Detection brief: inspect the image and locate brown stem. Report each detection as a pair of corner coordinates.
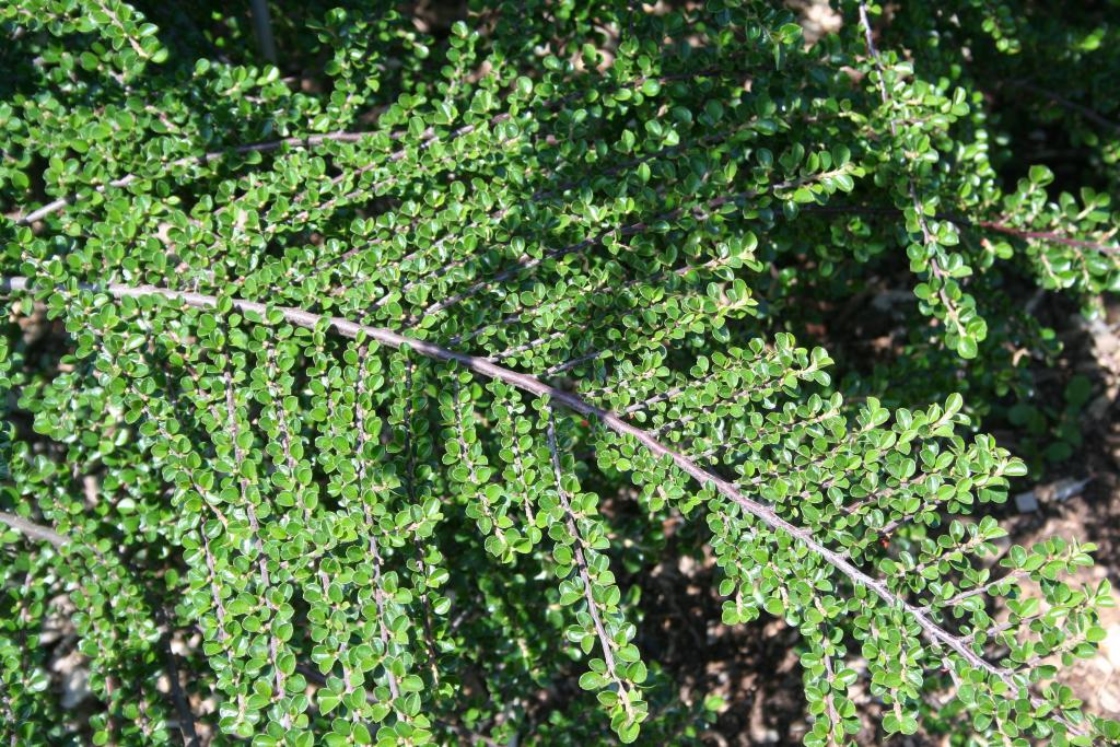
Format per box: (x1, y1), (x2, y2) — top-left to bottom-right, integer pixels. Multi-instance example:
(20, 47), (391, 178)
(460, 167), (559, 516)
(1006, 80), (1120, 134)
(0, 275), (1055, 730)
(803, 204), (1120, 255)
(0, 511), (68, 548)
(12, 132), (376, 226)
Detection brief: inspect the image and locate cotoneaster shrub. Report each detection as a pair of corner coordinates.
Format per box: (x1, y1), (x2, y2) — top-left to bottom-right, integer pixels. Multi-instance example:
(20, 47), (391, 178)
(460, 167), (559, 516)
(0, 1), (1118, 744)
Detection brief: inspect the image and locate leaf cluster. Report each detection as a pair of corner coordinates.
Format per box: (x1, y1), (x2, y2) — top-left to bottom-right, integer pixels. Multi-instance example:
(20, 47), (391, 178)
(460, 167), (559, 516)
(0, 1), (1118, 744)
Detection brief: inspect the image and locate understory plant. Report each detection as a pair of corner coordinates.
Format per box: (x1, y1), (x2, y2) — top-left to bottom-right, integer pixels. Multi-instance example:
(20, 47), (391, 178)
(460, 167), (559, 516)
(1, 0), (1118, 744)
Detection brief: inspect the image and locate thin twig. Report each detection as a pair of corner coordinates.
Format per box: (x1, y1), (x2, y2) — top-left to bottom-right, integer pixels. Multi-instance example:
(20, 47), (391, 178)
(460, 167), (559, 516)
(249, 0), (277, 64)
(0, 511), (68, 548)
(858, 2), (965, 334)
(0, 275), (1077, 735)
(156, 608), (200, 747)
(12, 132), (374, 226)
(1007, 80), (1120, 133)
(546, 408), (623, 688)
(975, 220), (1119, 254)
(804, 203), (1119, 255)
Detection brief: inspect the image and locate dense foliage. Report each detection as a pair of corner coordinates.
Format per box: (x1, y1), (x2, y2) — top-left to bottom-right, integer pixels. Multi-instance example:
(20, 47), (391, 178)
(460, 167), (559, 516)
(1, 0), (1118, 744)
